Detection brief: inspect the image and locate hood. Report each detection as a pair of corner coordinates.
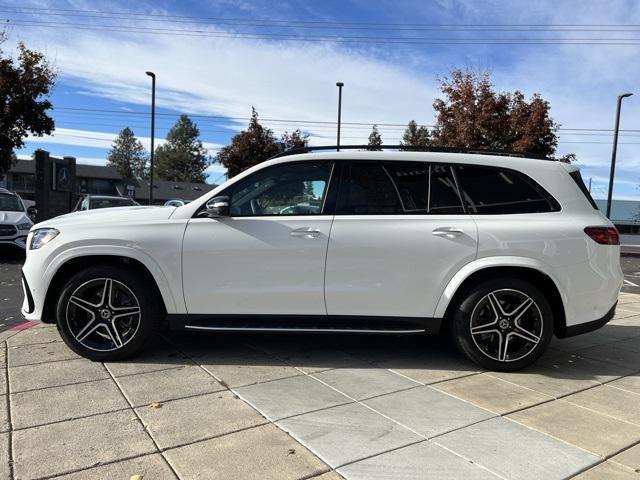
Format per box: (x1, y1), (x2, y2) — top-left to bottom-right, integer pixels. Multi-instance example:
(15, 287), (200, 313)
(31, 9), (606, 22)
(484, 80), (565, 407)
(33, 206), (173, 230)
(0, 211), (30, 225)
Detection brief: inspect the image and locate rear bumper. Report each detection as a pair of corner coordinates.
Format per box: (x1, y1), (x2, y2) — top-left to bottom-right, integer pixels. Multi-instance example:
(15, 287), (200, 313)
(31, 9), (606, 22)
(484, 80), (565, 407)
(556, 301), (616, 338)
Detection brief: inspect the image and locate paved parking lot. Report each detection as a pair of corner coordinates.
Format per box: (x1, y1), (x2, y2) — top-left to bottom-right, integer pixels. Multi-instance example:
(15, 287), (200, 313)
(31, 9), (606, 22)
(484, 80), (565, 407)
(1, 293), (640, 479)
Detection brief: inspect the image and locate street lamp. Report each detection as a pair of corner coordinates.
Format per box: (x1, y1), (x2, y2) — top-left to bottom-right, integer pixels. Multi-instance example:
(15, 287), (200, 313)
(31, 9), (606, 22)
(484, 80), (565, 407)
(336, 82), (344, 151)
(606, 92), (633, 218)
(145, 71), (156, 205)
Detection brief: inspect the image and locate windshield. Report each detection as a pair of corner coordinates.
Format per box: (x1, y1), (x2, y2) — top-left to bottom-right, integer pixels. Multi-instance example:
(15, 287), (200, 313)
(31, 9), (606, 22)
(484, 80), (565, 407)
(90, 197), (138, 209)
(0, 194), (24, 212)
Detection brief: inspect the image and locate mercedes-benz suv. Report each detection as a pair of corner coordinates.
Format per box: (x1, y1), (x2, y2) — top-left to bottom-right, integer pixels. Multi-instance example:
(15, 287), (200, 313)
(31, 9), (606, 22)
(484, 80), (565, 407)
(0, 188), (33, 250)
(20, 151), (623, 371)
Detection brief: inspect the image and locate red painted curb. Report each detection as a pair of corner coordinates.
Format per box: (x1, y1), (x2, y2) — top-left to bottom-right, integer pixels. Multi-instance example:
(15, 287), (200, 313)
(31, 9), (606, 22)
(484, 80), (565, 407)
(9, 321), (37, 332)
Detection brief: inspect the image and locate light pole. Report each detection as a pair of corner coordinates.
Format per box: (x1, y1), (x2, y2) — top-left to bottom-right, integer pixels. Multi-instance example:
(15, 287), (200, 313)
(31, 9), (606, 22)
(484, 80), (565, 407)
(336, 82), (344, 151)
(606, 92), (633, 218)
(145, 71), (156, 205)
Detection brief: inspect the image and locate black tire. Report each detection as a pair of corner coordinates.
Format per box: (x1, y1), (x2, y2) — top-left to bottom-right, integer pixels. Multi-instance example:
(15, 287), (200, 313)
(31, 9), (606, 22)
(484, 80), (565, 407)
(451, 277), (554, 371)
(56, 264), (160, 361)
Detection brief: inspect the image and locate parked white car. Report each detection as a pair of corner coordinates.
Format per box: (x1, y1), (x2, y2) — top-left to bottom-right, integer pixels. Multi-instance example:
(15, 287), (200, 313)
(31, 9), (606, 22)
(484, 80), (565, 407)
(0, 188), (33, 250)
(21, 151), (623, 370)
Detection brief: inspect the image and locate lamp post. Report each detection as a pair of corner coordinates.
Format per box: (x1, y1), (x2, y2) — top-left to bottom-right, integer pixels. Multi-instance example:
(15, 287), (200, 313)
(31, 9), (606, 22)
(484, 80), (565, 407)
(145, 71), (156, 205)
(606, 92), (633, 218)
(336, 82), (344, 151)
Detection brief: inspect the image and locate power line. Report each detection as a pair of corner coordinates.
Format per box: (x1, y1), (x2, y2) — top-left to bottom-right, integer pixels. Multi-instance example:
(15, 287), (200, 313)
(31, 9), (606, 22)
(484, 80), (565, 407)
(5, 7), (640, 32)
(7, 19), (640, 45)
(4, 5), (640, 29)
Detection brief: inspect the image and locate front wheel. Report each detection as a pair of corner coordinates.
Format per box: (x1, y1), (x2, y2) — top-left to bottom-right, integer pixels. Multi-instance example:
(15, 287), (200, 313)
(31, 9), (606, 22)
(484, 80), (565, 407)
(451, 278), (554, 371)
(56, 265), (160, 361)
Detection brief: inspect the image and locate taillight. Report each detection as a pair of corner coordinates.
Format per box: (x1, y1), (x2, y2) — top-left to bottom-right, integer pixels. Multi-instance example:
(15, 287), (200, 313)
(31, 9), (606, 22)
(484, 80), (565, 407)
(584, 226), (620, 245)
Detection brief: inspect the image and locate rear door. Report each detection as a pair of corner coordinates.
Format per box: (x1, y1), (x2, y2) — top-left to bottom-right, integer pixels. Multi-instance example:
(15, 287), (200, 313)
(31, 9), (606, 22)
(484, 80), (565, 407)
(324, 161), (478, 319)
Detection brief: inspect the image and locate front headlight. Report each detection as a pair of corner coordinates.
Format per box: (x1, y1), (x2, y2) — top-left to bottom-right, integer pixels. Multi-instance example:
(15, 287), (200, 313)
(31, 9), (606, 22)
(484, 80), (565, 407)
(30, 228), (59, 250)
(16, 222), (32, 231)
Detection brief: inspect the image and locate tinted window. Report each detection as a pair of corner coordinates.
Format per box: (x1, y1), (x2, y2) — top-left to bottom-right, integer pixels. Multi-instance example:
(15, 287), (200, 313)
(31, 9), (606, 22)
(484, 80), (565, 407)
(428, 165), (464, 214)
(385, 162), (428, 213)
(0, 194), (23, 212)
(456, 165), (559, 214)
(337, 163), (402, 214)
(90, 197), (137, 209)
(226, 161), (333, 216)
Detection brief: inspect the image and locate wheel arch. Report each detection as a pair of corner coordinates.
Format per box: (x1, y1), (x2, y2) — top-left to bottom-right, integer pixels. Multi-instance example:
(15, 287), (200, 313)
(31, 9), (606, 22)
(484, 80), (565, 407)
(437, 260), (567, 337)
(41, 253), (172, 323)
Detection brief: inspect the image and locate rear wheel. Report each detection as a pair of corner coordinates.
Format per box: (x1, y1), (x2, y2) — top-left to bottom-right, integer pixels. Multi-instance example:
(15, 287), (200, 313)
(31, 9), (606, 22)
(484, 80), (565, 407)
(451, 278), (554, 371)
(56, 265), (160, 361)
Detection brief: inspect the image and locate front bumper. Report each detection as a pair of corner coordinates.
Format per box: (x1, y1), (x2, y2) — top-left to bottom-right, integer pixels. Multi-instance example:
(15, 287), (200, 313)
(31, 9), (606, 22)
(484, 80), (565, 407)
(0, 234), (28, 249)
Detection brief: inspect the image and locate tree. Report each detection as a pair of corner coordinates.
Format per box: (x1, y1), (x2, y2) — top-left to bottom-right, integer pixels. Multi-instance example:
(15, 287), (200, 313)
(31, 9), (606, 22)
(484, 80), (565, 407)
(216, 108), (309, 178)
(400, 120), (431, 150)
(430, 69), (572, 161)
(0, 34), (56, 180)
(107, 127), (147, 179)
(154, 115), (211, 183)
(367, 125), (382, 150)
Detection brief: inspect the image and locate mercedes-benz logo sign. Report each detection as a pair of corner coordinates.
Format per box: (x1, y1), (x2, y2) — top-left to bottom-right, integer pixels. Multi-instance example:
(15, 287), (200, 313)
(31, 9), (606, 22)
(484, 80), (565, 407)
(58, 167), (70, 187)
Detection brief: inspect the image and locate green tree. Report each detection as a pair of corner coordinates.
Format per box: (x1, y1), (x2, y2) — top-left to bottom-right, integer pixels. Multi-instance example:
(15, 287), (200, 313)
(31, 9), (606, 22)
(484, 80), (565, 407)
(0, 34), (56, 180)
(400, 120), (431, 150)
(367, 125), (383, 150)
(430, 69), (572, 161)
(107, 127), (147, 179)
(216, 108), (309, 178)
(155, 115), (211, 183)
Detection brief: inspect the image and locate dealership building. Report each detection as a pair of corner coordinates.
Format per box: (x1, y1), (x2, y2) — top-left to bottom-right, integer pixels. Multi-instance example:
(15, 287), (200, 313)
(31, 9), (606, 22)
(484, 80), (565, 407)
(1, 159), (216, 205)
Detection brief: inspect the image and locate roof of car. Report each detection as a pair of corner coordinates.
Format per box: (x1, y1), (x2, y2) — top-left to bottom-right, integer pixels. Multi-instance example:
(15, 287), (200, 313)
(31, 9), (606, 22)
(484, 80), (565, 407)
(0, 188), (17, 196)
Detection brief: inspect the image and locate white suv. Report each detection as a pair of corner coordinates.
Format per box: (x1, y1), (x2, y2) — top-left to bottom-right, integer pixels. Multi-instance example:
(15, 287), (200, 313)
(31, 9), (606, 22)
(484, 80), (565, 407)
(0, 188), (33, 250)
(21, 151), (623, 371)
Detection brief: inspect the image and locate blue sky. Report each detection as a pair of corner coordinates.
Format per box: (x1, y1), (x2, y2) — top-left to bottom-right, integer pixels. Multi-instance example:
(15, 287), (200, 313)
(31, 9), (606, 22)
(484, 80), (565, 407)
(5, 0), (640, 199)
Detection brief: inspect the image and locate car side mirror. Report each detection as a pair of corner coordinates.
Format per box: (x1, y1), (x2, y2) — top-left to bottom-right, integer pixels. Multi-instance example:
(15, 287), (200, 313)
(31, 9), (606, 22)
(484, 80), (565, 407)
(27, 206), (37, 221)
(199, 196), (230, 218)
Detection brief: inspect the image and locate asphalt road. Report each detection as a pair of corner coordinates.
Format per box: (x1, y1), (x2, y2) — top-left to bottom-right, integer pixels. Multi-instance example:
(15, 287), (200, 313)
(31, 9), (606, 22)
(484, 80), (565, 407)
(1, 248), (639, 333)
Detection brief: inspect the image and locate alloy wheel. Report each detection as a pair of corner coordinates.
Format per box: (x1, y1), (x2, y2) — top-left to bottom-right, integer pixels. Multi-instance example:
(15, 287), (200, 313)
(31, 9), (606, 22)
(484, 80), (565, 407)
(65, 278), (141, 352)
(469, 288), (543, 363)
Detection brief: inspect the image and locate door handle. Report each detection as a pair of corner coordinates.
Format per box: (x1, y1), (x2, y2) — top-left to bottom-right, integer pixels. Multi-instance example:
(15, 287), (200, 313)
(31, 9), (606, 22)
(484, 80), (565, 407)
(290, 227), (321, 238)
(432, 227), (464, 238)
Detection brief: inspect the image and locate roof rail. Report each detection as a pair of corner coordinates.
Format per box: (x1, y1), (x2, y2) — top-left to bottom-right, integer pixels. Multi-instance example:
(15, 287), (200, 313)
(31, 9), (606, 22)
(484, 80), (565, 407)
(270, 145), (551, 160)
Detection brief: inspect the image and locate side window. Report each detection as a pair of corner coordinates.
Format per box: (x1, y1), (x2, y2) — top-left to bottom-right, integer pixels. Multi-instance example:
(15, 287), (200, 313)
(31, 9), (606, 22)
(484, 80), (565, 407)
(225, 161), (333, 216)
(336, 163), (402, 214)
(428, 165), (464, 214)
(385, 162), (428, 213)
(455, 165), (559, 214)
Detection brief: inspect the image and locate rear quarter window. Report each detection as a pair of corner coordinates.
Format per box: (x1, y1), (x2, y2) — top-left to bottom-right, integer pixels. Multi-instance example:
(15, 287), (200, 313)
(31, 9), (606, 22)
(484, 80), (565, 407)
(455, 165), (560, 214)
(569, 170), (598, 209)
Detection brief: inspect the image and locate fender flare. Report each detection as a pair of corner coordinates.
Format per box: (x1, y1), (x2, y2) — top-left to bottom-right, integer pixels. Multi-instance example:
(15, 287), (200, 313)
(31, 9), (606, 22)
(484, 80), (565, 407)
(43, 245), (180, 313)
(434, 256), (565, 318)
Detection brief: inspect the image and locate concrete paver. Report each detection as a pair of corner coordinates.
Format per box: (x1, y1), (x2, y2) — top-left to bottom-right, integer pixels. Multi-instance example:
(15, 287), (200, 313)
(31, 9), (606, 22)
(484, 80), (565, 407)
(509, 400), (640, 457)
(0, 432), (9, 480)
(6, 324), (62, 346)
(313, 367), (419, 400)
(0, 395), (7, 433)
(55, 453), (178, 480)
(538, 351), (636, 383)
(236, 374), (352, 421)
(573, 461), (639, 480)
(8, 340), (79, 367)
(12, 410), (157, 479)
(338, 441), (501, 480)
(165, 423), (330, 480)
(609, 374), (640, 395)
(564, 385), (640, 426)
(610, 443), (640, 471)
(116, 364), (225, 407)
(11, 378), (129, 429)
(105, 339), (191, 377)
(9, 357), (110, 392)
(432, 373), (553, 414)
(435, 417), (599, 480)
(364, 385), (495, 438)
(576, 343), (640, 371)
(137, 390), (267, 449)
(277, 402), (422, 468)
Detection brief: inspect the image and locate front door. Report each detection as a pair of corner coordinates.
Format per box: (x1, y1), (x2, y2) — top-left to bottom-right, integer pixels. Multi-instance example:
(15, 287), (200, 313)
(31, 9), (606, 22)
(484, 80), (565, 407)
(182, 160), (336, 315)
(325, 161), (478, 319)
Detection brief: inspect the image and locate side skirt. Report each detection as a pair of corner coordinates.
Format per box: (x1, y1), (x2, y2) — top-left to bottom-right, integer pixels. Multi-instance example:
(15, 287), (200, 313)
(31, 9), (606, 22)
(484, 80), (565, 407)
(166, 314), (442, 335)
